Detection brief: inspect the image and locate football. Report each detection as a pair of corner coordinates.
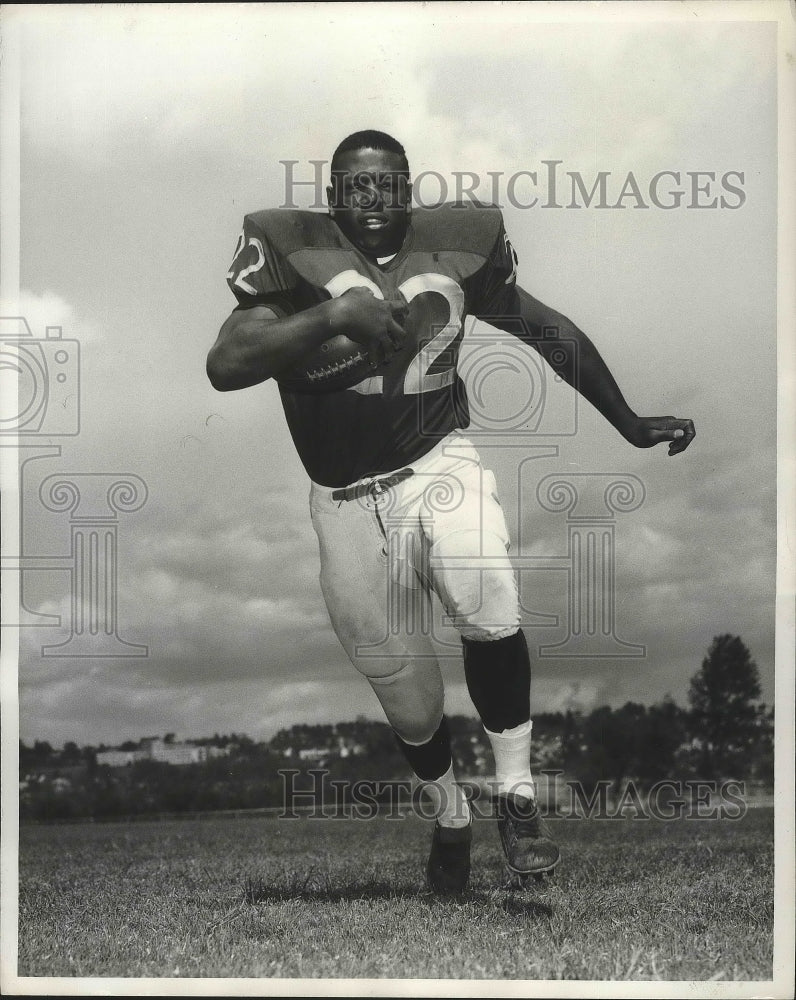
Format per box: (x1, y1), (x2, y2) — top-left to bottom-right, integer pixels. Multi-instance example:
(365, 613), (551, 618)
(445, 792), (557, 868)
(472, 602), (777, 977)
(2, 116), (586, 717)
(276, 334), (376, 394)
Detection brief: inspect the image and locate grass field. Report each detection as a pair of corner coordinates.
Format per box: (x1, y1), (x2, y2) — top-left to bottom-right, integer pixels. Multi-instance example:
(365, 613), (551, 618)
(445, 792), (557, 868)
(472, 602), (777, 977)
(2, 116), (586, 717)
(17, 807), (773, 982)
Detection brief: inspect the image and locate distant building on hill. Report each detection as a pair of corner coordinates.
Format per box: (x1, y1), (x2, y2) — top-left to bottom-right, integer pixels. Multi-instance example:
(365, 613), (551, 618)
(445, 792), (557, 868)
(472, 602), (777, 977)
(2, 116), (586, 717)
(276, 730), (367, 761)
(96, 737), (229, 768)
(95, 748), (142, 767)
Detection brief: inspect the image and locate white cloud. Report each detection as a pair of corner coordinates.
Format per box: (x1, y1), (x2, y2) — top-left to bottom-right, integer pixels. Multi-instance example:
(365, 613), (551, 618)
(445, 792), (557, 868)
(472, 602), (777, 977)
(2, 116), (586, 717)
(20, 9), (772, 187)
(14, 288), (99, 343)
(19, 6), (441, 167)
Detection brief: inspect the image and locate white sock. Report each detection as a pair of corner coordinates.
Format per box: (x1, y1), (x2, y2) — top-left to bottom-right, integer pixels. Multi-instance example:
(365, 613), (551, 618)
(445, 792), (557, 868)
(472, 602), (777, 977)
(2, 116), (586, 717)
(423, 763), (471, 828)
(484, 719), (536, 801)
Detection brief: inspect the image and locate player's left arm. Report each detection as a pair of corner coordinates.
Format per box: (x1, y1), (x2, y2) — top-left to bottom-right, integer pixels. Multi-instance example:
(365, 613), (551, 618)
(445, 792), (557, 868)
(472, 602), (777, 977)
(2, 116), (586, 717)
(492, 285), (695, 456)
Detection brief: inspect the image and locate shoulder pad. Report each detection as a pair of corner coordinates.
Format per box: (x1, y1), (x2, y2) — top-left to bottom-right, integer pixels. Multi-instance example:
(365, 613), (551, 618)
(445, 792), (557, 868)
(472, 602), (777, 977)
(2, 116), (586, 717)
(246, 209), (342, 257)
(410, 201), (504, 257)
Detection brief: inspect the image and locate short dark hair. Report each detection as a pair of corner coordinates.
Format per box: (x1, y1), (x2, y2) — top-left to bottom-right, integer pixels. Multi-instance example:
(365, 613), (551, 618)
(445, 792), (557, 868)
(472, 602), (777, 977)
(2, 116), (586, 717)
(331, 130), (409, 172)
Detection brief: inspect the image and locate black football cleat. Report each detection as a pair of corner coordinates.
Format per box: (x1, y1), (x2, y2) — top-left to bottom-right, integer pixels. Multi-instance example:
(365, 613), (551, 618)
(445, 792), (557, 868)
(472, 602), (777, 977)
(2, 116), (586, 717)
(426, 820), (472, 895)
(493, 792), (560, 877)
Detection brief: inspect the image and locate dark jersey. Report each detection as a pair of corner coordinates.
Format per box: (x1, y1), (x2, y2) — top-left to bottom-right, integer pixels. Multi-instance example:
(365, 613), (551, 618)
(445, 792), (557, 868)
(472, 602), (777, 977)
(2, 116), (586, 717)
(226, 203), (518, 487)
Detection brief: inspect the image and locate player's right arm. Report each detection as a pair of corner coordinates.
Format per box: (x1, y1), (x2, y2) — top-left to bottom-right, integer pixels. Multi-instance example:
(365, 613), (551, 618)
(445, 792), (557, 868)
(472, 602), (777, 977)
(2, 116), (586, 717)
(207, 214), (404, 391)
(207, 291), (405, 391)
(207, 301), (333, 391)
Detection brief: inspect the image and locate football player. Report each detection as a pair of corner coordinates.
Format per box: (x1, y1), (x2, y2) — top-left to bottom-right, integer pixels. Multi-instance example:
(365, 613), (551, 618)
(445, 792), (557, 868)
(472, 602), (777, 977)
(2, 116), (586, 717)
(207, 130), (695, 894)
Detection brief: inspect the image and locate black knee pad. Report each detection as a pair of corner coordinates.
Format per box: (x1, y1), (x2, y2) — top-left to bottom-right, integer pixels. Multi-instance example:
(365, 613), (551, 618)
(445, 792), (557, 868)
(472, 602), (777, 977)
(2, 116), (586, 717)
(462, 629), (531, 733)
(394, 715), (452, 781)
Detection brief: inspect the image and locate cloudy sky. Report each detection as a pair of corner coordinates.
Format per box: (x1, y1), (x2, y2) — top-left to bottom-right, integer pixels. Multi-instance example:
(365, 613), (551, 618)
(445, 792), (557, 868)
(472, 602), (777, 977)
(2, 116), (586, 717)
(4, 3), (784, 747)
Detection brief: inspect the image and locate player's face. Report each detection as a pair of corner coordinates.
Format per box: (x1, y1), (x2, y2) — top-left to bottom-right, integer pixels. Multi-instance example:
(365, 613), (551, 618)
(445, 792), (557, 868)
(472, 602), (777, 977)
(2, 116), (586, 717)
(327, 148), (412, 258)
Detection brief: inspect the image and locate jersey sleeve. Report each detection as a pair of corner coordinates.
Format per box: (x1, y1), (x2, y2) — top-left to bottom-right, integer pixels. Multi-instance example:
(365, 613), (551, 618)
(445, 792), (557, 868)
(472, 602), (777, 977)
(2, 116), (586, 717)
(225, 214), (297, 315)
(469, 214), (519, 320)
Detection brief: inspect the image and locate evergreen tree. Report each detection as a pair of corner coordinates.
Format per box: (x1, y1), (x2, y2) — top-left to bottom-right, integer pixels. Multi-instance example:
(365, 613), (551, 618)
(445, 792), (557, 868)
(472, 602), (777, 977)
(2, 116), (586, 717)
(688, 634), (765, 779)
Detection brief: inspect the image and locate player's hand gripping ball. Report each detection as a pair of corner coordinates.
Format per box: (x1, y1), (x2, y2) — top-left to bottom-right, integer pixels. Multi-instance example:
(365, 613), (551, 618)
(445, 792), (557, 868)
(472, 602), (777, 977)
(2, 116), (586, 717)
(277, 290), (409, 394)
(276, 334), (378, 393)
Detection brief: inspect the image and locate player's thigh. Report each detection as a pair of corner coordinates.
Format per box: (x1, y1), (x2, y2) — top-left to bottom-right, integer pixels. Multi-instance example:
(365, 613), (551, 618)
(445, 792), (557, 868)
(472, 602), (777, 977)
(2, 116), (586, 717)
(310, 500), (438, 674)
(419, 444), (510, 549)
(421, 459), (519, 637)
(430, 528), (519, 638)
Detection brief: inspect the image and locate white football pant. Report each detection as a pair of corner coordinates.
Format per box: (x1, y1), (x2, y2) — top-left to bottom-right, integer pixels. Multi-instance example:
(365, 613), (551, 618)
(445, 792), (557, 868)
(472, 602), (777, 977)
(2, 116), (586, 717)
(309, 433), (520, 743)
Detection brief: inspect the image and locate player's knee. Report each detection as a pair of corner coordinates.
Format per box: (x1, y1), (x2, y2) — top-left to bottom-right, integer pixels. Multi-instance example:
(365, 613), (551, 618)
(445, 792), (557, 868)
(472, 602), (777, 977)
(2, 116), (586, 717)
(366, 663), (444, 744)
(431, 529), (518, 639)
(388, 711), (443, 747)
(323, 608), (390, 671)
(450, 568), (519, 641)
(349, 652), (413, 682)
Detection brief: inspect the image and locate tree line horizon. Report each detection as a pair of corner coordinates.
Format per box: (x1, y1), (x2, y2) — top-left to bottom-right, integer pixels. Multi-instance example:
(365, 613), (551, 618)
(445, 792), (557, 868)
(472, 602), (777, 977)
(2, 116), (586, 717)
(19, 635), (773, 821)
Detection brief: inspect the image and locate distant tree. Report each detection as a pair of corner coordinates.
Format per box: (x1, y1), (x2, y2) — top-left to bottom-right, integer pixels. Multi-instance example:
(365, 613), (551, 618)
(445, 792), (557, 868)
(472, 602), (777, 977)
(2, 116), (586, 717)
(534, 712), (566, 734)
(750, 705), (775, 785)
(269, 728), (293, 754)
(33, 740), (54, 761)
(82, 746), (98, 773)
(688, 634), (765, 779)
(560, 710), (584, 772)
(232, 734), (255, 757)
(61, 741), (82, 764)
(582, 703), (646, 791)
(448, 715), (482, 773)
(635, 695), (688, 787)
